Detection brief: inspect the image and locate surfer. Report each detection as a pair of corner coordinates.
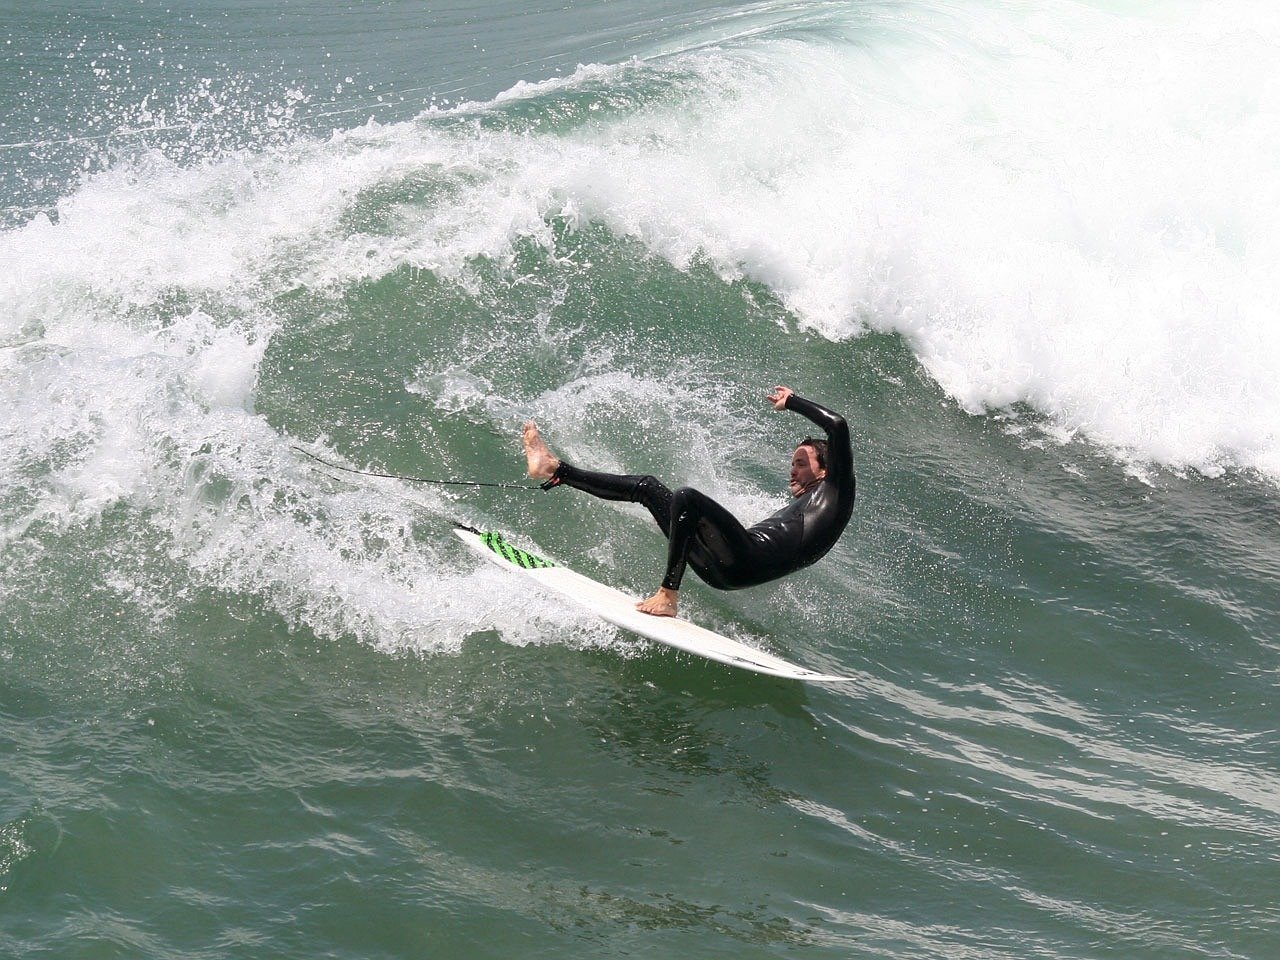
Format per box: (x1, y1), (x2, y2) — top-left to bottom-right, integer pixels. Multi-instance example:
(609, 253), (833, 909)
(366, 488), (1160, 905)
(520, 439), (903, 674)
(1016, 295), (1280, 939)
(522, 386), (855, 617)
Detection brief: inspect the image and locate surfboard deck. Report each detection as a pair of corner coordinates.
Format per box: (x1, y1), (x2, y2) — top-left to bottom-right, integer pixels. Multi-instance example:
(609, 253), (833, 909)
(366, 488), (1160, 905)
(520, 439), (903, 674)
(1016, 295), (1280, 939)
(453, 526), (852, 683)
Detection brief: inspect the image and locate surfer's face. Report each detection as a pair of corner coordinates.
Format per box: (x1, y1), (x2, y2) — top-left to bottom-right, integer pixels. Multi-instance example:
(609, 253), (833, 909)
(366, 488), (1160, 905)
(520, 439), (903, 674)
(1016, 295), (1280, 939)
(789, 444), (826, 497)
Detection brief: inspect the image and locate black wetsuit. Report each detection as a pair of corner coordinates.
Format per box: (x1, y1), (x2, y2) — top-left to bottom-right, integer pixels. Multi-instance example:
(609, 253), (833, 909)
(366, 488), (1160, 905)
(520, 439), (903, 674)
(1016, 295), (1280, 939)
(544, 394), (855, 591)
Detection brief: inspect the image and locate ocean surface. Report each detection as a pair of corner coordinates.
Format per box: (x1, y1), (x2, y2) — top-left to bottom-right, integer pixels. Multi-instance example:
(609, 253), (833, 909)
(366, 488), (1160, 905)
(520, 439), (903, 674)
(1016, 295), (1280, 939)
(3, 1), (1279, 957)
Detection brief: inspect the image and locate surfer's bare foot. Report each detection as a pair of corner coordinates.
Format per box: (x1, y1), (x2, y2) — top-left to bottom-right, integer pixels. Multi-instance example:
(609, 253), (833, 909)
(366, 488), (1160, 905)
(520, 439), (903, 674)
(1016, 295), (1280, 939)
(522, 420), (561, 480)
(636, 587), (678, 618)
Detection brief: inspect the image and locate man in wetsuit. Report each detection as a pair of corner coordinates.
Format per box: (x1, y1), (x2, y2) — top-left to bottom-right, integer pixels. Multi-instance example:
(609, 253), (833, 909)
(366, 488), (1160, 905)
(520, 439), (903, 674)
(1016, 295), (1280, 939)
(522, 385), (855, 617)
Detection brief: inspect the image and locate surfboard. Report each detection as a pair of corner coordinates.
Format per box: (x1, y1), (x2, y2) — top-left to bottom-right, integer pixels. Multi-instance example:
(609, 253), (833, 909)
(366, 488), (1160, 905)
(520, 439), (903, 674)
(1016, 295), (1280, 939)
(453, 526), (852, 683)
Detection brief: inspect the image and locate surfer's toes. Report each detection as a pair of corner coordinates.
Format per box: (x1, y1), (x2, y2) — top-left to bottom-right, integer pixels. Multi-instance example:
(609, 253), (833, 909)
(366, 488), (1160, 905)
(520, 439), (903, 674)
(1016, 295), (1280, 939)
(521, 420), (539, 455)
(636, 593), (678, 617)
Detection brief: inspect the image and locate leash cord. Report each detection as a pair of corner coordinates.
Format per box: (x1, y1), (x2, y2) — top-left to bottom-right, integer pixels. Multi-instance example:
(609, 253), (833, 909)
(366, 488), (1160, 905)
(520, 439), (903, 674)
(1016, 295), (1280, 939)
(291, 446), (536, 491)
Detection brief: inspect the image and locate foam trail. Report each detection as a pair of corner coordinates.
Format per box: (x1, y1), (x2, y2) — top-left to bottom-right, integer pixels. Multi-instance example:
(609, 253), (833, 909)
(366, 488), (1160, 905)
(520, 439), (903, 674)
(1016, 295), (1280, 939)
(0, 144), (609, 651)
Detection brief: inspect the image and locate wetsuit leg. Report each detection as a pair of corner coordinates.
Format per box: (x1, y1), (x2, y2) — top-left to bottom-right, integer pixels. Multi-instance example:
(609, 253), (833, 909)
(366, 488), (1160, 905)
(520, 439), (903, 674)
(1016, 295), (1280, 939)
(549, 462), (674, 534)
(661, 487), (762, 591)
(549, 466), (771, 592)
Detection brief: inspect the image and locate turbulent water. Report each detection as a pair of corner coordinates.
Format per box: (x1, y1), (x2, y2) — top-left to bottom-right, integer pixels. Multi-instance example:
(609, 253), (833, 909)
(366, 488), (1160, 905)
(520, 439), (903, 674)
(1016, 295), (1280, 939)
(3, 2), (1278, 957)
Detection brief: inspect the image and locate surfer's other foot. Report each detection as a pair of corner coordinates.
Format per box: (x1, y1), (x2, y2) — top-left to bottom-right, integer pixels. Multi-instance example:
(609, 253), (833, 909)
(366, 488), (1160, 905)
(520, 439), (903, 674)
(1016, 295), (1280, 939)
(522, 421), (560, 480)
(636, 587), (678, 618)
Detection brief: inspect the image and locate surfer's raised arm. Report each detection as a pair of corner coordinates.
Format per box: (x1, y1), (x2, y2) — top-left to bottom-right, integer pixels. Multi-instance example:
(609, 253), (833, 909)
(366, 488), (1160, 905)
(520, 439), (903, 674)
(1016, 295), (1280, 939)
(767, 385), (853, 495)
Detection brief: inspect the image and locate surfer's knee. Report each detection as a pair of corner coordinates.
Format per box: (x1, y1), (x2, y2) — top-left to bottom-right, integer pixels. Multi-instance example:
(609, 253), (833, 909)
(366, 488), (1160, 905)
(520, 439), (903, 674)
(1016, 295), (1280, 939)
(632, 475), (664, 498)
(669, 486), (703, 519)
(630, 475), (675, 511)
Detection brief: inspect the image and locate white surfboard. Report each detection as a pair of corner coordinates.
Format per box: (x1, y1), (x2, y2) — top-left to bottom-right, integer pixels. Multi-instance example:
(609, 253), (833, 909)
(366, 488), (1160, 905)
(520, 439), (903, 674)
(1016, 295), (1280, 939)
(453, 526), (852, 683)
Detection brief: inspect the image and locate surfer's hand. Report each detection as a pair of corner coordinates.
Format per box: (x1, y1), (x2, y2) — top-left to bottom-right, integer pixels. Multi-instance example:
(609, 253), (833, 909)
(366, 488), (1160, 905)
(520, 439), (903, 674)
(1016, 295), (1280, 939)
(768, 385), (793, 410)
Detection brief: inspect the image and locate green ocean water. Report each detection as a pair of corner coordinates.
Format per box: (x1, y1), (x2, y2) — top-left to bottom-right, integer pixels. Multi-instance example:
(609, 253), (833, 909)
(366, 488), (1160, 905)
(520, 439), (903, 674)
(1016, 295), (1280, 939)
(3, 2), (1279, 957)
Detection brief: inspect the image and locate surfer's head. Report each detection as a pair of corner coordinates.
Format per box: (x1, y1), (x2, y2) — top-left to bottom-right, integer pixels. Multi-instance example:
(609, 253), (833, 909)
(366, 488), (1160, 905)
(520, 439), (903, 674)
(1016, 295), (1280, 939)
(789, 439), (827, 496)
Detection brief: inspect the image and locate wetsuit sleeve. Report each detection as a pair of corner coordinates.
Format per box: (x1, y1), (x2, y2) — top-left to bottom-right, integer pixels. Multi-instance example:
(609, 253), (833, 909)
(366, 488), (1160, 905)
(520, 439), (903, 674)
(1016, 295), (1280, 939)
(785, 394), (853, 492)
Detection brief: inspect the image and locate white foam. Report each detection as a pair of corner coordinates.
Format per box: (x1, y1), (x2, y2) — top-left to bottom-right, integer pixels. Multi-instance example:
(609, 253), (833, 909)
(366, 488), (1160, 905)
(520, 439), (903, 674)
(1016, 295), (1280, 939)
(10, 5), (1280, 485)
(0, 203), (556, 653)
(5, 0), (1279, 654)
(571, 2), (1280, 478)
(378, 0), (1280, 478)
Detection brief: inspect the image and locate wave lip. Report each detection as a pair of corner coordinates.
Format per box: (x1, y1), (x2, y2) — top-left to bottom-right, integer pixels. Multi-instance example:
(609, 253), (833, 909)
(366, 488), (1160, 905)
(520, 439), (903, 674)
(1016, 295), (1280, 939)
(381, 1), (1280, 479)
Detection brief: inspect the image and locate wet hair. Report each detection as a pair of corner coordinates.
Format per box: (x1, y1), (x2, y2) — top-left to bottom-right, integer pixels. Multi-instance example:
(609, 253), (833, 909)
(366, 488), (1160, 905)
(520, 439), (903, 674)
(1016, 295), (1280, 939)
(798, 437), (828, 469)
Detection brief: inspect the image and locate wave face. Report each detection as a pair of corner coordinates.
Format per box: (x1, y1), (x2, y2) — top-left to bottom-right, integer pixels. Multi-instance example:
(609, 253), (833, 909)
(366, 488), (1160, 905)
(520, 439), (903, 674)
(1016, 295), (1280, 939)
(8, 2), (1280, 480)
(3, 3), (1279, 959)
